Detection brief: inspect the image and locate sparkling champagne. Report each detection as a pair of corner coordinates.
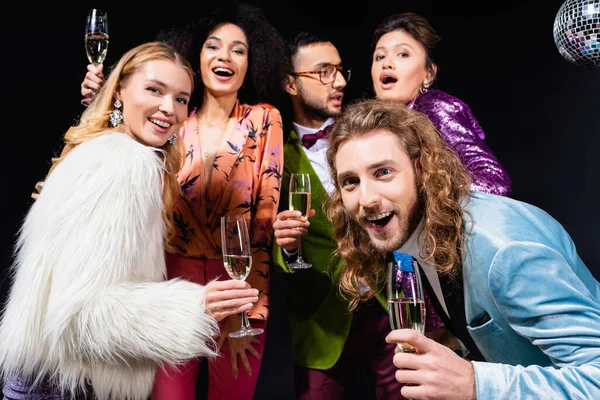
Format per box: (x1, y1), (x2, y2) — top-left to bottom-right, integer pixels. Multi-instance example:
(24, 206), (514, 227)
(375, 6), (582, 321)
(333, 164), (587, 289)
(289, 192), (311, 218)
(388, 298), (425, 353)
(223, 255), (251, 280)
(85, 33), (109, 64)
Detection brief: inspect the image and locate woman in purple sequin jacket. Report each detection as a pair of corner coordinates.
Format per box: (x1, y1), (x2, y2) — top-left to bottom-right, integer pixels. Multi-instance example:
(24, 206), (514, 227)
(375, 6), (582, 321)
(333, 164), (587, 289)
(371, 12), (512, 197)
(370, 12), (512, 356)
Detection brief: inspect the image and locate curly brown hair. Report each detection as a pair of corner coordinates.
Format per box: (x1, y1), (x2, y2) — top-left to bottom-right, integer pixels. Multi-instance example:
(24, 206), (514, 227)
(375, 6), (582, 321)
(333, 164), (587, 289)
(325, 99), (471, 310)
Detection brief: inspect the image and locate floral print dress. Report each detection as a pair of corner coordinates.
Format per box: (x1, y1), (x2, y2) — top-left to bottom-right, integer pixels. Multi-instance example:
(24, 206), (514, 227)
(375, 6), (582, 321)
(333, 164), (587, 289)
(170, 101), (284, 321)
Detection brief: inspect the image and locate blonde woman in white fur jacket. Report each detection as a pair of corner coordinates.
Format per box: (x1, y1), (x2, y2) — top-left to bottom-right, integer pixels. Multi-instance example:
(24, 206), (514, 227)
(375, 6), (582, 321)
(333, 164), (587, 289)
(0, 42), (259, 400)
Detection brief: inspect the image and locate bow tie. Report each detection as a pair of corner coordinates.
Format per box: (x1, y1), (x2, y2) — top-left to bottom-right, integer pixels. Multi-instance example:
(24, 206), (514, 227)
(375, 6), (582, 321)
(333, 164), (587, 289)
(301, 124), (333, 149)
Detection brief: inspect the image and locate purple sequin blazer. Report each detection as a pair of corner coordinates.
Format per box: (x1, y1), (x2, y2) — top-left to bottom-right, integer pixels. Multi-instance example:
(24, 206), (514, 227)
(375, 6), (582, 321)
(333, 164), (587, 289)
(409, 89), (512, 196)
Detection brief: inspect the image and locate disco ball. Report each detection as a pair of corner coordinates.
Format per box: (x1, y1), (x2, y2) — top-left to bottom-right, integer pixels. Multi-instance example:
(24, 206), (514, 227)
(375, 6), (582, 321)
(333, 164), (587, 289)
(553, 0), (600, 68)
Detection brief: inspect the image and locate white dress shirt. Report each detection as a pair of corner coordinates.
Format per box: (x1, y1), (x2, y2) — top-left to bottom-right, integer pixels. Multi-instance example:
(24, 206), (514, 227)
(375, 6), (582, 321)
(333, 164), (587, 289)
(292, 118), (335, 196)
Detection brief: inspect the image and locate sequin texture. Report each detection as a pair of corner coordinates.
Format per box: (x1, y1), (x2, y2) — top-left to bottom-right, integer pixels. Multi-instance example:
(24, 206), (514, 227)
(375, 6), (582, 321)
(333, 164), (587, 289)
(409, 89), (512, 197)
(2, 374), (91, 399)
(3, 375), (64, 399)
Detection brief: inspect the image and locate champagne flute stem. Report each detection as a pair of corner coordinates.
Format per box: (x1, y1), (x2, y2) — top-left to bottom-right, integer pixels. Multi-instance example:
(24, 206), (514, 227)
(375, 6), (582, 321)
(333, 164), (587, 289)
(297, 235), (304, 262)
(240, 312), (251, 330)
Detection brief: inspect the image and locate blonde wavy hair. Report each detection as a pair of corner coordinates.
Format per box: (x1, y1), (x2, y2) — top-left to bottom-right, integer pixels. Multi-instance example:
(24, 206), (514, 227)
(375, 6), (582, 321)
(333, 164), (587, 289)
(38, 41), (194, 248)
(325, 99), (472, 310)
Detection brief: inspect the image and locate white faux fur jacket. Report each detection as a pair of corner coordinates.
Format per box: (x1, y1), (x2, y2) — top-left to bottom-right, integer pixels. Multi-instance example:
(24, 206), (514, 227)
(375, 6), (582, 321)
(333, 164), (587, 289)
(0, 133), (219, 400)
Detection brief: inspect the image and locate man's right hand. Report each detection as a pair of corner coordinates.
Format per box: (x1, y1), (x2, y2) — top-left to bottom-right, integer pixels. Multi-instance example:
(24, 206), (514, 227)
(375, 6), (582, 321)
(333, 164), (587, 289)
(273, 209), (316, 252)
(81, 63), (105, 106)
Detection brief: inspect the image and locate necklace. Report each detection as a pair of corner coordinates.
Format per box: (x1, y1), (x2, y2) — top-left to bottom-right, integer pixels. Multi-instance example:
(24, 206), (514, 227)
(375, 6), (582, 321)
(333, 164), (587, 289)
(197, 115), (230, 127)
(197, 119), (229, 159)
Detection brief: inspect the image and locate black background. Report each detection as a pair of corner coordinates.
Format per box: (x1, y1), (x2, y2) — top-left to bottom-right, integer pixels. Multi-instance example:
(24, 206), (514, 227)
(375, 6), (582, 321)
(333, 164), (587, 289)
(1, 1), (599, 398)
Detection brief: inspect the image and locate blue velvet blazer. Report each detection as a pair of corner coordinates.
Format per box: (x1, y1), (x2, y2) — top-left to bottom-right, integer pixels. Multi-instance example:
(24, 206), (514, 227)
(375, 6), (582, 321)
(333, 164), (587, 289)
(400, 191), (600, 398)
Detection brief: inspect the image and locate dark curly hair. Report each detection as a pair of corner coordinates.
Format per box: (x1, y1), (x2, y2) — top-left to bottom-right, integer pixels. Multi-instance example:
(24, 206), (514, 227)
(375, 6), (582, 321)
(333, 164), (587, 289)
(156, 1), (287, 109)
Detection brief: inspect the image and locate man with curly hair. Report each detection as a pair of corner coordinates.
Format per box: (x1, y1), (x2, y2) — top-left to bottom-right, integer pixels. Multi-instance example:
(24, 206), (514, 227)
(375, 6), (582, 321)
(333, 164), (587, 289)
(325, 98), (600, 399)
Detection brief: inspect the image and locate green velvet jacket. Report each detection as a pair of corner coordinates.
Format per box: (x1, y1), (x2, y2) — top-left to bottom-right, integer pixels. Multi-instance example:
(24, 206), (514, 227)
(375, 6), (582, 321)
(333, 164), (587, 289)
(272, 130), (386, 369)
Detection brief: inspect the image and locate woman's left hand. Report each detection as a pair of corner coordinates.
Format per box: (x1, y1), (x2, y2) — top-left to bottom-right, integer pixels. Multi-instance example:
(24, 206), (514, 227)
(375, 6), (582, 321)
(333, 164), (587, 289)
(217, 315), (261, 379)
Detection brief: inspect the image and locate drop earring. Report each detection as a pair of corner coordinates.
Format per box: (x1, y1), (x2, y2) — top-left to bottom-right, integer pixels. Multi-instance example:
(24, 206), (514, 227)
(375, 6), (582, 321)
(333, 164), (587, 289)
(109, 97), (123, 127)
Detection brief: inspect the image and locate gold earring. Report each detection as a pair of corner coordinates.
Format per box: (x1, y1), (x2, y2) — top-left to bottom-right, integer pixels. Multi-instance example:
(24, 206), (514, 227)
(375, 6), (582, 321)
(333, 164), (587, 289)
(420, 80), (430, 94)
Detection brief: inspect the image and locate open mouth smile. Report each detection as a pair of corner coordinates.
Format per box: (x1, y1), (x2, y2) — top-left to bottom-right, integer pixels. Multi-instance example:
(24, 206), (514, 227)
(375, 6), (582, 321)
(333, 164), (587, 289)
(365, 211), (395, 230)
(149, 118), (172, 129)
(213, 67), (234, 77)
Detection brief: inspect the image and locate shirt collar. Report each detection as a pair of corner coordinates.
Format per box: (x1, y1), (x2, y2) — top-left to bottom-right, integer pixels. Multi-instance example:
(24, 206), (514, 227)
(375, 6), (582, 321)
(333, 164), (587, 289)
(293, 117), (335, 141)
(398, 219), (425, 262)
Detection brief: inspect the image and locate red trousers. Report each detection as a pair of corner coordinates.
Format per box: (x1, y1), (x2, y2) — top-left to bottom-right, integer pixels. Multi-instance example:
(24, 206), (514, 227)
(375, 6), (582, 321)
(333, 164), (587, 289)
(152, 252), (266, 400)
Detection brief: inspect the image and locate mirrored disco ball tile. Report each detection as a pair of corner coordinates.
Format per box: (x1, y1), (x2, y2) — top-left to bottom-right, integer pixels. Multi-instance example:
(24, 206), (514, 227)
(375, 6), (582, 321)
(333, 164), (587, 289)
(553, 0), (600, 68)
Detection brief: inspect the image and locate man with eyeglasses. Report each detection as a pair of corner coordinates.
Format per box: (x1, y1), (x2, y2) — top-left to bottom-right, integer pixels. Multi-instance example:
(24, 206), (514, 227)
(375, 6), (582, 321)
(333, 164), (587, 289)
(272, 31), (402, 400)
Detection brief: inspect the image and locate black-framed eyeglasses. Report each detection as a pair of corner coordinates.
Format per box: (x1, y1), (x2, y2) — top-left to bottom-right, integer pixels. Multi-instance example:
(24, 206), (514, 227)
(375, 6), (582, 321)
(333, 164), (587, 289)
(291, 64), (351, 85)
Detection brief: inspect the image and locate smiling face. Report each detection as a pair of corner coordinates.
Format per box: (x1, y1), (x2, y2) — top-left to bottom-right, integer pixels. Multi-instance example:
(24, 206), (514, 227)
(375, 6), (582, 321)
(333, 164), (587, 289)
(199, 23), (249, 99)
(335, 129), (422, 252)
(286, 42), (346, 126)
(118, 59), (192, 147)
(371, 29), (433, 104)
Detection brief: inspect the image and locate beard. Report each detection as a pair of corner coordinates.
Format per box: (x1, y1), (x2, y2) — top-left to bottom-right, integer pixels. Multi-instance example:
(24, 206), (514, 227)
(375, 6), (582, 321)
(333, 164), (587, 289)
(367, 201), (423, 253)
(357, 182), (424, 253)
(297, 85), (340, 121)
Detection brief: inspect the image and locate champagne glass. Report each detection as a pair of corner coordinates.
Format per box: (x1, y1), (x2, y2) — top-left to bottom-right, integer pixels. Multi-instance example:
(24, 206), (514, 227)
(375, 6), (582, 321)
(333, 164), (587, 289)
(85, 9), (109, 65)
(220, 215), (264, 338)
(387, 251), (426, 353)
(287, 173), (312, 269)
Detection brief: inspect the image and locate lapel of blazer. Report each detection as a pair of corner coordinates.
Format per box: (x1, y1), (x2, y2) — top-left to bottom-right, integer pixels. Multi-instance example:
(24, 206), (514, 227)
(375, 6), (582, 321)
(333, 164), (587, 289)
(283, 131), (344, 275)
(427, 268), (485, 361)
(282, 129), (328, 212)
